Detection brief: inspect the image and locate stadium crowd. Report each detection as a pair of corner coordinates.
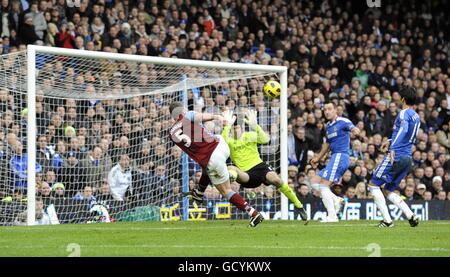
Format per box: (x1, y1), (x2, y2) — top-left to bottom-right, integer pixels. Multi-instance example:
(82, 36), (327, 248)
(0, 0), (450, 224)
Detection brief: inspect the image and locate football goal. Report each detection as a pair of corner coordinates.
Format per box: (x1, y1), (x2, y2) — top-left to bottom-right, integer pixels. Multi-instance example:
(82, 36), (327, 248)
(0, 45), (289, 226)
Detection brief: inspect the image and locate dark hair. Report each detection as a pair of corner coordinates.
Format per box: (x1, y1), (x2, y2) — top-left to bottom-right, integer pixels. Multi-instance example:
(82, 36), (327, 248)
(169, 101), (183, 118)
(399, 86), (417, 105)
(324, 101), (336, 108)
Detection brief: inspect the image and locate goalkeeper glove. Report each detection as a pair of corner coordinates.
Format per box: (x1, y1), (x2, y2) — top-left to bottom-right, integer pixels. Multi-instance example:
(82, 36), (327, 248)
(244, 109), (258, 130)
(222, 110), (236, 126)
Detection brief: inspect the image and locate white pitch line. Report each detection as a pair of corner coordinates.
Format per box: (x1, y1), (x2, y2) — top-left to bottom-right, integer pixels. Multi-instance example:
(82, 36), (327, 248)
(92, 244), (450, 253)
(0, 244), (449, 253)
(0, 223), (378, 232)
(1, 221), (449, 233)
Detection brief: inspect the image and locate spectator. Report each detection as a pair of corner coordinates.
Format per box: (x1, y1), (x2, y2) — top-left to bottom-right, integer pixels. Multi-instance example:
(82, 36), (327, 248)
(293, 127), (309, 172)
(35, 197), (51, 225)
(19, 13), (40, 45)
(91, 16), (105, 36)
(344, 186), (356, 200)
(296, 183), (312, 201)
(423, 191), (433, 201)
(73, 185), (96, 205)
(355, 182), (367, 199)
(331, 183), (344, 198)
(95, 180), (114, 204)
(431, 176), (444, 197)
(36, 135), (52, 172)
(364, 108), (385, 137)
(287, 124), (296, 165)
(45, 22), (59, 47)
(6, 1), (22, 34)
(341, 170), (357, 189)
(436, 120), (449, 149)
(287, 165), (298, 182)
(60, 151), (83, 196)
(51, 182), (66, 200)
(45, 170), (57, 188)
(303, 167), (316, 189)
(350, 140), (364, 161)
(37, 181), (52, 206)
(108, 154), (132, 201)
(304, 113), (322, 152)
(422, 167), (434, 189)
(402, 185), (415, 201)
(151, 164), (170, 204)
(414, 184), (427, 200)
(0, 139), (8, 196)
(80, 146), (110, 190)
(26, 1), (47, 40)
(10, 140), (42, 191)
(57, 22), (75, 48)
(436, 190), (447, 201)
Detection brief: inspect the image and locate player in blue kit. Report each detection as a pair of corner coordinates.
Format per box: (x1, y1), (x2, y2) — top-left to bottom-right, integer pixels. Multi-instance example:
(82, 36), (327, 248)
(310, 102), (361, 222)
(369, 86), (420, 228)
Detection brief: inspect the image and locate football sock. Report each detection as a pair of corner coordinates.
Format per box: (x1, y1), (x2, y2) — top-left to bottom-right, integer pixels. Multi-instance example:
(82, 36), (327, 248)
(387, 192), (414, 219)
(311, 182), (320, 191)
(227, 191), (258, 217)
(319, 185), (337, 218)
(370, 186), (392, 223)
(279, 183), (303, 209)
(197, 170), (210, 193)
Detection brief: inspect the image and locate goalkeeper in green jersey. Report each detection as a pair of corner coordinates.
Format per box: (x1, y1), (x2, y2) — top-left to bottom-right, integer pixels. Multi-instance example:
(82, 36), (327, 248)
(191, 109), (308, 222)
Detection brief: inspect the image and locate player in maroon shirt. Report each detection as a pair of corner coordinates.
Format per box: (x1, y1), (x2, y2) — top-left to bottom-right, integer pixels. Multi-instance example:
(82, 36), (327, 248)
(169, 102), (263, 227)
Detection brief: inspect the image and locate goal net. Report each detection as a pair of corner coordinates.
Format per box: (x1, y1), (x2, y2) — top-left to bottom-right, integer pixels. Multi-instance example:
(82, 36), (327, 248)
(0, 46), (288, 226)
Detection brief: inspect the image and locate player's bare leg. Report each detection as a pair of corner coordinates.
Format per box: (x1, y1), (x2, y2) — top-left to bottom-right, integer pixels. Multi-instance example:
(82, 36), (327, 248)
(265, 171), (308, 223)
(191, 167), (249, 203)
(215, 180), (263, 227)
(310, 175), (343, 222)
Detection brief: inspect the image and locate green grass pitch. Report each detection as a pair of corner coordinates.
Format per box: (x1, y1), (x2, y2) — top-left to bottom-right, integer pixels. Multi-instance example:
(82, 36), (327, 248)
(1, 220), (449, 257)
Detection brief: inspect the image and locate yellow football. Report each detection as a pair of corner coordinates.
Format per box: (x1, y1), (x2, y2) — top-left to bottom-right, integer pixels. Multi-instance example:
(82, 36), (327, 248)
(264, 80), (281, 98)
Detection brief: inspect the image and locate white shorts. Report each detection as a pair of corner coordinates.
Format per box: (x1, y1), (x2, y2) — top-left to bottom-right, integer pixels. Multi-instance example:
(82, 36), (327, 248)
(206, 135), (230, 185)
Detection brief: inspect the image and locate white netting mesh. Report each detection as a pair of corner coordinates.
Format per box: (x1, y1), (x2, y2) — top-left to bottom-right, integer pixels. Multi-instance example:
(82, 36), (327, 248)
(0, 50), (283, 225)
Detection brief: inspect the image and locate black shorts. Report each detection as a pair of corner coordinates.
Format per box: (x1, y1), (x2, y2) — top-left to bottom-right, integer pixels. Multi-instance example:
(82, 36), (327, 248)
(241, 163), (274, 188)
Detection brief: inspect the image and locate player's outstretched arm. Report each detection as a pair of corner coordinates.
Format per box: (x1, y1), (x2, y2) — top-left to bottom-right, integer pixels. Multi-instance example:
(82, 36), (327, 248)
(221, 110), (236, 143)
(188, 111), (224, 123)
(198, 112), (224, 122)
(244, 109), (269, 144)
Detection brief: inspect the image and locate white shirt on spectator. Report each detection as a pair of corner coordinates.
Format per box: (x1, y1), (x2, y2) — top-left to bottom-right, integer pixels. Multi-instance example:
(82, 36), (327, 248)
(108, 164), (132, 201)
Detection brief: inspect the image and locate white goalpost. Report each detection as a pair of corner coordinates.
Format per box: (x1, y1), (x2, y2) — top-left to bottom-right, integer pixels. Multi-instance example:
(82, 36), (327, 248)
(1, 45), (289, 226)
